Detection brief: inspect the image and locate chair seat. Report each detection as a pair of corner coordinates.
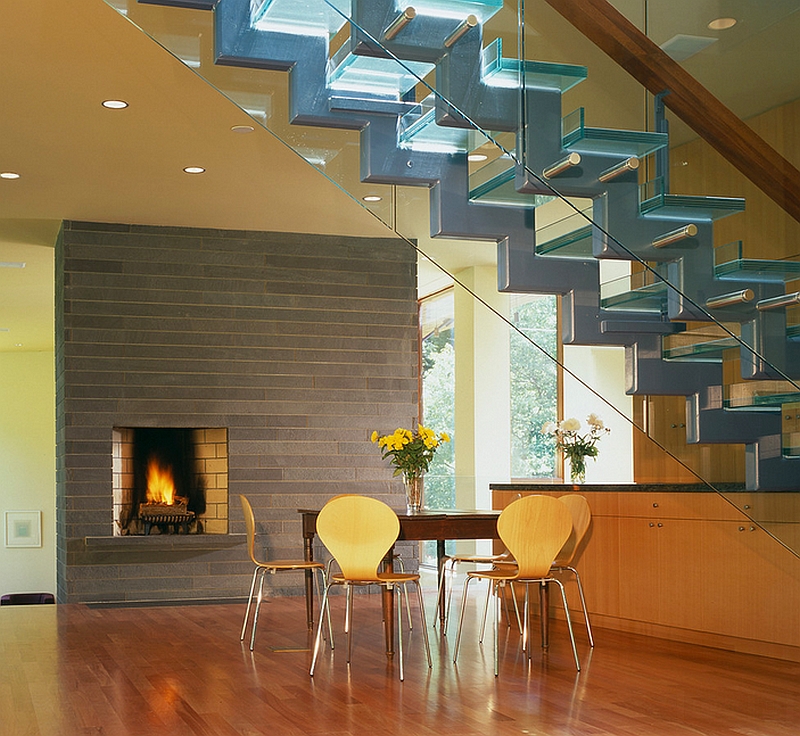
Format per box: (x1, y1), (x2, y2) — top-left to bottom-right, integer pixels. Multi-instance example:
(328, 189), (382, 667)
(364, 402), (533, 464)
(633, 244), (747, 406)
(329, 571), (420, 585)
(467, 568), (526, 582)
(259, 559), (325, 571)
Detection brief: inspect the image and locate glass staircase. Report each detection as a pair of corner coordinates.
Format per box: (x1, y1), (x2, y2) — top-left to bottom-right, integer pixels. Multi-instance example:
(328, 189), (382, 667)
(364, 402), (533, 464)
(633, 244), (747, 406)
(106, 0), (800, 494)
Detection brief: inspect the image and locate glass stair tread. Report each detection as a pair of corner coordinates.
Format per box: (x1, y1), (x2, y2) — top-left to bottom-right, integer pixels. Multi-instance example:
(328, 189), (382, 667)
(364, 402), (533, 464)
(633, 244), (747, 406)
(662, 336), (740, 361)
(715, 258), (800, 282)
(600, 281), (667, 311)
(329, 47), (434, 97)
(536, 225), (593, 258)
(562, 109), (668, 157)
(250, 0), (350, 37)
(400, 96), (479, 153)
(482, 39), (587, 92)
(726, 380), (800, 409)
(405, 0), (504, 24)
(640, 178), (746, 222)
(469, 158), (553, 207)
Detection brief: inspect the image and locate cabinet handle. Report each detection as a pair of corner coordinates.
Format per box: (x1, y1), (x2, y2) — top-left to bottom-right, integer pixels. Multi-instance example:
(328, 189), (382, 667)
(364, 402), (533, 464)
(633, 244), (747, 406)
(649, 522), (655, 528)
(743, 504), (751, 510)
(657, 523), (663, 528)
(738, 526), (745, 532)
(750, 526), (756, 532)
(652, 502), (659, 508)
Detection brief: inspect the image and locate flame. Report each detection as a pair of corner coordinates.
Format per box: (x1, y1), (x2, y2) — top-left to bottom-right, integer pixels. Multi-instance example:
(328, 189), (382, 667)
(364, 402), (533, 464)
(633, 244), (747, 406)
(146, 457), (176, 505)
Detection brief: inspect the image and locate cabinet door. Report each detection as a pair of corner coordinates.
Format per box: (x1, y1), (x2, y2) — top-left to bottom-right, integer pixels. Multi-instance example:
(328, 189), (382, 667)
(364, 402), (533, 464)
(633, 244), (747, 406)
(633, 395), (745, 483)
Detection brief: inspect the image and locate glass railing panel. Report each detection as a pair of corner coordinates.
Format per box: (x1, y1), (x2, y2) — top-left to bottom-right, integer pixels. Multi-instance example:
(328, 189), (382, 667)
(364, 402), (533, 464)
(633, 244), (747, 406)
(103, 0), (800, 561)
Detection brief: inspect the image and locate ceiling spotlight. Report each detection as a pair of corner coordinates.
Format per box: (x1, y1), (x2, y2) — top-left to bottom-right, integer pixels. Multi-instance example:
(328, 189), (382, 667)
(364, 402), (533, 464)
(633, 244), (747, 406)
(0, 171), (20, 180)
(102, 99), (129, 109)
(362, 195), (382, 202)
(468, 153), (488, 162)
(707, 17), (737, 31)
(183, 166), (206, 174)
(231, 124), (255, 133)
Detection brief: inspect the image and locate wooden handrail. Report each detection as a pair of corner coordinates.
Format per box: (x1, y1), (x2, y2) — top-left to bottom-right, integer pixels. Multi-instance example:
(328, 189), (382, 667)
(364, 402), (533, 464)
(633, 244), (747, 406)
(543, 0), (800, 224)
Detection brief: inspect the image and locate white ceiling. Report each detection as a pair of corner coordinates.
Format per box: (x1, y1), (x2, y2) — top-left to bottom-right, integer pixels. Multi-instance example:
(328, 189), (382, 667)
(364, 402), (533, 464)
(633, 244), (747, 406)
(2, 0), (799, 353)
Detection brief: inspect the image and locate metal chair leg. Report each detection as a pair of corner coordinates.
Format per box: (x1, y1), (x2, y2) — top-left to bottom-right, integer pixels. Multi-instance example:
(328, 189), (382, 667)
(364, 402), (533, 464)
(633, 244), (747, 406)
(249, 569), (267, 651)
(240, 567), (260, 642)
(452, 576), (477, 662)
(310, 582), (332, 676)
(551, 578), (581, 671)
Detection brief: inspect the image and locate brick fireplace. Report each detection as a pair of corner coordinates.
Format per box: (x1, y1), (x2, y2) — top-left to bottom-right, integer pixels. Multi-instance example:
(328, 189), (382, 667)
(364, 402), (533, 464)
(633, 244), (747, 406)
(56, 222), (418, 604)
(112, 427), (229, 535)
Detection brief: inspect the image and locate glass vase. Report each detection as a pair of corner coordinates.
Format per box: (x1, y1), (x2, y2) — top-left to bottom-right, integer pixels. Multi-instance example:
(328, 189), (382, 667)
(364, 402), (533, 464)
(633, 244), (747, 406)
(404, 473), (423, 513)
(568, 456), (586, 484)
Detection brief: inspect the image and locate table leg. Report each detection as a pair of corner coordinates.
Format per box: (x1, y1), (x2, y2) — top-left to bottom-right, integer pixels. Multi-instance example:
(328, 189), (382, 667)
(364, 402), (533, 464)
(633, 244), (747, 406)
(303, 536), (315, 629)
(382, 553), (395, 656)
(437, 540), (447, 625)
(539, 580), (550, 648)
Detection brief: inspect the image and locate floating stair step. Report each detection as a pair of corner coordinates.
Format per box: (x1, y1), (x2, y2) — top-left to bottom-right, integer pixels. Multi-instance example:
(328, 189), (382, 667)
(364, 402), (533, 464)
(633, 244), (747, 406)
(725, 380), (800, 409)
(329, 46), (434, 98)
(536, 225), (593, 258)
(399, 95), (480, 152)
(600, 263), (669, 311)
(468, 157), (553, 207)
(405, 0), (504, 24)
(482, 39), (586, 91)
(250, 0), (350, 37)
(640, 178), (746, 222)
(714, 241), (800, 282)
(561, 108), (668, 157)
(600, 281), (668, 311)
(662, 326), (741, 360)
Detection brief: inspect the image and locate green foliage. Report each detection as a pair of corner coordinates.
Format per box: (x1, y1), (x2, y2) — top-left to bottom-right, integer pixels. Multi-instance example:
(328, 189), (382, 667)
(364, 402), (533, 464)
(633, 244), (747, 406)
(510, 296), (558, 478)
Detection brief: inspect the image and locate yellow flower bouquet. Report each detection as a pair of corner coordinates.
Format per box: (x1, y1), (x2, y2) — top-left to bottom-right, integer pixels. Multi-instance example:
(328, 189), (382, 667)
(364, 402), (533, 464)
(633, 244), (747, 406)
(371, 425), (450, 511)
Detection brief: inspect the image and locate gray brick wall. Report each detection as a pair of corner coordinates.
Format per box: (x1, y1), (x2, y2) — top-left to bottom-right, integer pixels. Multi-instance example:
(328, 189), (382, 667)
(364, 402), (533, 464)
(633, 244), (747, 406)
(55, 221), (419, 603)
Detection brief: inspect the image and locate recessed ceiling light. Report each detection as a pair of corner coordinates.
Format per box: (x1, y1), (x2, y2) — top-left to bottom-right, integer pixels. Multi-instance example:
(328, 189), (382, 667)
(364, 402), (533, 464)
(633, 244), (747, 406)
(231, 124), (255, 133)
(707, 17), (737, 31)
(183, 166), (206, 174)
(0, 171), (20, 180)
(362, 195), (382, 202)
(468, 153), (488, 162)
(102, 99), (129, 109)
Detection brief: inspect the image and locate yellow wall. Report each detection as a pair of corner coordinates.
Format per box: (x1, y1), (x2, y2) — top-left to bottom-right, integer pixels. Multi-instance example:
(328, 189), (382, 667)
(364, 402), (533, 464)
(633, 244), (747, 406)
(0, 351), (56, 596)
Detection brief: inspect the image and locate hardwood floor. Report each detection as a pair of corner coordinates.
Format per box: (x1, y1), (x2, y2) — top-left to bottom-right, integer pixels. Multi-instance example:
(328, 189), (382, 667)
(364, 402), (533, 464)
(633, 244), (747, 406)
(2, 587), (799, 736)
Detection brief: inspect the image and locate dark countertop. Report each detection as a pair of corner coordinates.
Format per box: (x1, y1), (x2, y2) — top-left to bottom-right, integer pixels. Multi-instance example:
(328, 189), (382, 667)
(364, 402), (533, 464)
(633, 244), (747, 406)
(490, 482), (752, 493)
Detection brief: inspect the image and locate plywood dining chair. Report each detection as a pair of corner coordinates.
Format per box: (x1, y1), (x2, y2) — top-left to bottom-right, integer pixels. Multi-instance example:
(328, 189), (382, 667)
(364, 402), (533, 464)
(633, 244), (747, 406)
(452, 494), (580, 675)
(239, 494), (331, 651)
(309, 495), (432, 681)
(552, 494), (594, 647)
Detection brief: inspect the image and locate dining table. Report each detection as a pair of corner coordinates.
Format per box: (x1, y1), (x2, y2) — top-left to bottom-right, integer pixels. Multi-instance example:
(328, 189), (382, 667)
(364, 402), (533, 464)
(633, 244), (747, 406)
(299, 507), (506, 654)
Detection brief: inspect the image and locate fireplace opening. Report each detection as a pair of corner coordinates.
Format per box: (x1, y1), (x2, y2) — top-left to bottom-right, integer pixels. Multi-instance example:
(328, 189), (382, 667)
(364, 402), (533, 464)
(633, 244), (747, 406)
(113, 427), (228, 536)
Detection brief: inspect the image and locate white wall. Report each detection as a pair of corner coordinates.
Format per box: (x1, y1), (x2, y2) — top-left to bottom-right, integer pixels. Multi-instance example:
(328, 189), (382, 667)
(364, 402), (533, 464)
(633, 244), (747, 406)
(0, 351), (56, 595)
(563, 344), (634, 483)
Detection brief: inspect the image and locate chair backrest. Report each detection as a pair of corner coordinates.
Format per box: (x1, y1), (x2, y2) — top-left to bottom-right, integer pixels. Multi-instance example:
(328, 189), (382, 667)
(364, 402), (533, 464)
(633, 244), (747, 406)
(316, 495), (400, 581)
(554, 494), (592, 567)
(497, 495), (573, 579)
(239, 494), (260, 566)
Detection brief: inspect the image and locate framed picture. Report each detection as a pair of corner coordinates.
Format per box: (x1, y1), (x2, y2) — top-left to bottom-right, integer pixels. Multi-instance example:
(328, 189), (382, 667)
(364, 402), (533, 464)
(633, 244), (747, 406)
(5, 511), (42, 548)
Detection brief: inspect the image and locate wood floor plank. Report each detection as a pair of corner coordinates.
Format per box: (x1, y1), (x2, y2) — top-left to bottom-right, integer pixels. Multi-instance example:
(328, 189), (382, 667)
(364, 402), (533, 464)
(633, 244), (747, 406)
(2, 593), (800, 736)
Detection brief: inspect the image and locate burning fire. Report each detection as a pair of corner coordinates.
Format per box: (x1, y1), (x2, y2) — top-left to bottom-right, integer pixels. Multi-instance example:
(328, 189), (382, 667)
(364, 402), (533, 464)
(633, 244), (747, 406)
(146, 457), (177, 505)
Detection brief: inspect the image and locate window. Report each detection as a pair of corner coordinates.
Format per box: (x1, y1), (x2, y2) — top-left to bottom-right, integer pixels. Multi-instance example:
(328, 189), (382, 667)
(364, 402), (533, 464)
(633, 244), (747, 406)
(420, 288), (455, 509)
(509, 294), (558, 478)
